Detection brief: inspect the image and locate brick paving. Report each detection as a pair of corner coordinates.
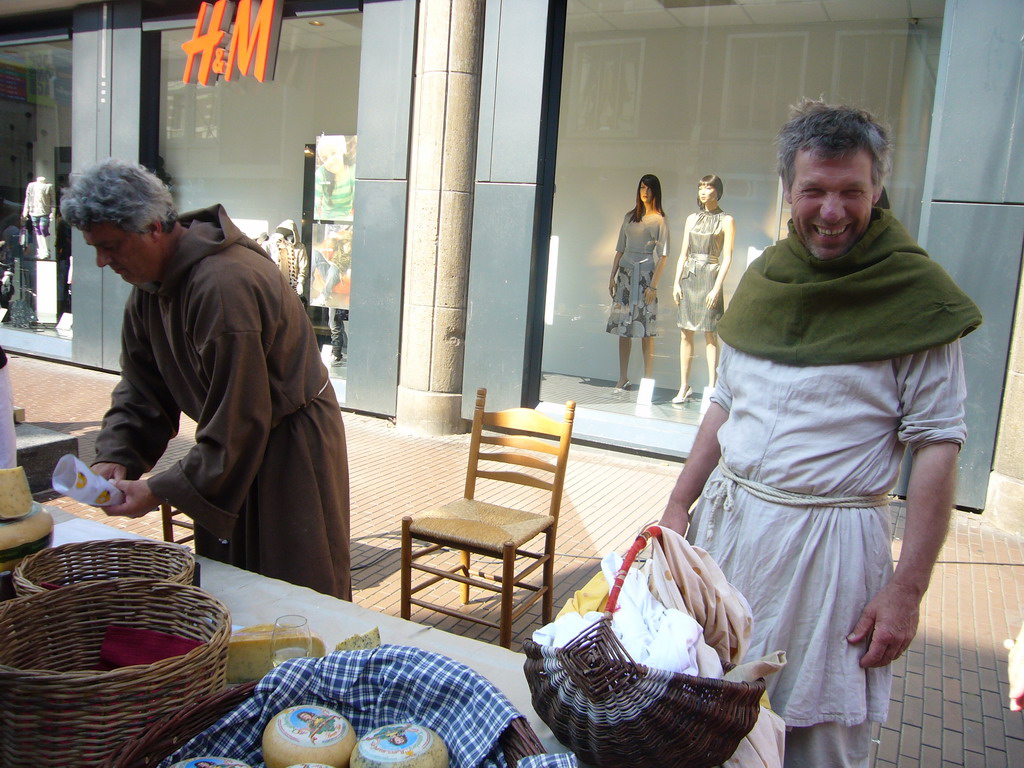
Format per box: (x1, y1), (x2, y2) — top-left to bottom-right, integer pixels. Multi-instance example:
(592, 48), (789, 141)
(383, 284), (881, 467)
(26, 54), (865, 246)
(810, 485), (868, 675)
(9, 352), (1024, 766)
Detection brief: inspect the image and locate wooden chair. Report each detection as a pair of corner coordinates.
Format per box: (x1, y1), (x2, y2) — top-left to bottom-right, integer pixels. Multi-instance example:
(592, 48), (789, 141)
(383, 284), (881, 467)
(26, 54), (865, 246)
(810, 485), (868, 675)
(401, 388), (576, 648)
(160, 503), (195, 546)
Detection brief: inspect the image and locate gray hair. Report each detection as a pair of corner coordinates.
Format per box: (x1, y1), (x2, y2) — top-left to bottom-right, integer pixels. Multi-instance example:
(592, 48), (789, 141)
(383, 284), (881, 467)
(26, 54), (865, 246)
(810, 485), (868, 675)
(777, 99), (892, 191)
(60, 158), (177, 233)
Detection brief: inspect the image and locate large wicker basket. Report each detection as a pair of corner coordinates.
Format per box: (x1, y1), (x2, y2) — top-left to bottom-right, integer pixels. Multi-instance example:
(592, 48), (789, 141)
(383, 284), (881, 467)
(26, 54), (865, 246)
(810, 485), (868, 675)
(522, 526), (766, 768)
(12, 537), (195, 596)
(105, 682), (547, 768)
(0, 577), (231, 768)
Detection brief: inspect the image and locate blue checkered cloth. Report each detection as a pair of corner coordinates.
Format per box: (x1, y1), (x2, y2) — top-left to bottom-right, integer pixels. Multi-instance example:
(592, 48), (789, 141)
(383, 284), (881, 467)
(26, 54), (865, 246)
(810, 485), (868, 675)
(159, 645), (575, 768)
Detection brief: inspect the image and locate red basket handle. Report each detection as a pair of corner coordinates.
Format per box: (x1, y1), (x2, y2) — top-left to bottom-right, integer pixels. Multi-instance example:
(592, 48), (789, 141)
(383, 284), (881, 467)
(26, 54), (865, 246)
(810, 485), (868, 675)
(605, 524), (662, 614)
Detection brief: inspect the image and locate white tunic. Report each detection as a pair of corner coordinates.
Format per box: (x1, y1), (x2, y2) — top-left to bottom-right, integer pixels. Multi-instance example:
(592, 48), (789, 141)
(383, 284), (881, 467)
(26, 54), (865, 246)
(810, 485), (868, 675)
(687, 341), (967, 727)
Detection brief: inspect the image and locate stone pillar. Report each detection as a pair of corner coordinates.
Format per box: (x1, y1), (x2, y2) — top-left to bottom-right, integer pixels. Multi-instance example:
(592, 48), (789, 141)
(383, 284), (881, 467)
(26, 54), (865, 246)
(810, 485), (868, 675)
(987, 267), (1024, 538)
(396, 0), (485, 435)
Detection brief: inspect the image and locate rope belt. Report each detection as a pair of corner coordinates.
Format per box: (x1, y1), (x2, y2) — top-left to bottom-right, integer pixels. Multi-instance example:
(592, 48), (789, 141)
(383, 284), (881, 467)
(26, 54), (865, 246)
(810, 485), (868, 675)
(716, 460), (891, 509)
(701, 460), (890, 542)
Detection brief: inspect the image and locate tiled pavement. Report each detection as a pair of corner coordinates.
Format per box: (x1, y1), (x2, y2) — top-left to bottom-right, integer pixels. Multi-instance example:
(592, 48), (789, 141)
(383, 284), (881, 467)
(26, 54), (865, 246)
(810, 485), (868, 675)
(9, 353), (1024, 766)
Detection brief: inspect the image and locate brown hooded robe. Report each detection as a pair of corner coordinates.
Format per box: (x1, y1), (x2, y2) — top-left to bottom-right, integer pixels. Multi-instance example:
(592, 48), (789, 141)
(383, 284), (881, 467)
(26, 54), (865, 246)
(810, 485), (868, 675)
(93, 205), (351, 599)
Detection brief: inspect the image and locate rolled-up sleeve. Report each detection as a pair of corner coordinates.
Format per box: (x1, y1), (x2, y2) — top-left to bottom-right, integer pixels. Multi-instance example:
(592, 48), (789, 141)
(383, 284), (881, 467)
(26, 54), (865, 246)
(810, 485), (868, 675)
(896, 341), (968, 450)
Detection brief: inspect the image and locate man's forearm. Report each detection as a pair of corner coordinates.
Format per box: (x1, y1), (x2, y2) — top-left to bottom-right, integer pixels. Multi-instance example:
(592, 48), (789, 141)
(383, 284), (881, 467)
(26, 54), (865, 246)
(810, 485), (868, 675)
(895, 441), (959, 597)
(661, 402), (727, 532)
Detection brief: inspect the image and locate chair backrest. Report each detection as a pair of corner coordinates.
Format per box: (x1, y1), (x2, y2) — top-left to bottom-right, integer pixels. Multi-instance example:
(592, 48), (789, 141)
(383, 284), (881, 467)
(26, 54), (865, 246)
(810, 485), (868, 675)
(464, 388), (576, 521)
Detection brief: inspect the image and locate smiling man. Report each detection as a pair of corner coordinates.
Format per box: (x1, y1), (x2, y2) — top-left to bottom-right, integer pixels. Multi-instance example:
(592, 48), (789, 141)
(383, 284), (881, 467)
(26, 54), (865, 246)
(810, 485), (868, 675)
(60, 158), (352, 599)
(659, 101), (982, 767)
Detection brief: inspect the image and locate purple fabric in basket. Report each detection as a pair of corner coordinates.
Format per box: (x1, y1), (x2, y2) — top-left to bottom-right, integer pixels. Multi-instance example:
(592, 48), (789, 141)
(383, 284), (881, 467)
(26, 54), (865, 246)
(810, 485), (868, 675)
(158, 644), (575, 768)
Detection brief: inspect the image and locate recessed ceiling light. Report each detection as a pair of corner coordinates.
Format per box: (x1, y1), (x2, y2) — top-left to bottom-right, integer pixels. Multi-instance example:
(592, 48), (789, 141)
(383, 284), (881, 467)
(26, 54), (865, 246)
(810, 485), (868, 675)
(308, 20), (324, 26)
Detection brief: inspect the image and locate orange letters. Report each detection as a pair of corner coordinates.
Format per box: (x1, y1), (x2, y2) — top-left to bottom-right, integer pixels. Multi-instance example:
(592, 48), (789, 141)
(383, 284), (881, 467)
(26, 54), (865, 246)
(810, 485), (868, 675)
(181, 0), (282, 86)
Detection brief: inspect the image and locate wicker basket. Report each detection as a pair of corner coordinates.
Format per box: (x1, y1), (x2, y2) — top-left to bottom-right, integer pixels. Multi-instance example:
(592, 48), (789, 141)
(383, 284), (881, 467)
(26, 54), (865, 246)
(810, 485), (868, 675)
(105, 683), (547, 768)
(0, 577), (231, 768)
(522, 526), (766, 768)
(12, 537), (195, 596)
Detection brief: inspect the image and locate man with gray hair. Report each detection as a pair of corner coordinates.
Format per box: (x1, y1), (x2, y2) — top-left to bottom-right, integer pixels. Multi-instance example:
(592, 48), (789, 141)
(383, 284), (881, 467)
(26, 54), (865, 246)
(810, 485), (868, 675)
(660, 100), (981, 766)
(61, 158), (352, 599)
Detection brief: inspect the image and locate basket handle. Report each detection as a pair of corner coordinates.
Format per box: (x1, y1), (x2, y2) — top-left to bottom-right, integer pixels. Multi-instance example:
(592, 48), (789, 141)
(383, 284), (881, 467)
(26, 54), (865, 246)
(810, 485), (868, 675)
(605, 524), (661, 614)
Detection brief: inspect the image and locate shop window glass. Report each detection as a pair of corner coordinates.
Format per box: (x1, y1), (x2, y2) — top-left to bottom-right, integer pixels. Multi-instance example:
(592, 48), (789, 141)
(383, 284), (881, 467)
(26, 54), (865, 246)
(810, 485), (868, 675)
(540, 0), (944, 444)
(157, 11), (361, 396)
(0, 41), (73, 337)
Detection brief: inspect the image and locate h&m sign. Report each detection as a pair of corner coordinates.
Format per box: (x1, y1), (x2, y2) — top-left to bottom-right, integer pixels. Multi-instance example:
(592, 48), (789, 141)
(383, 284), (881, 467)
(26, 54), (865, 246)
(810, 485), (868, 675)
(182, 0), (283, 86)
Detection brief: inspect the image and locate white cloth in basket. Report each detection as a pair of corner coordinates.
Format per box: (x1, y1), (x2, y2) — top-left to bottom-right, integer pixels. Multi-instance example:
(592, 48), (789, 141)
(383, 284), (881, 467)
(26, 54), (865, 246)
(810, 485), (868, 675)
(531, 550), (708, 677)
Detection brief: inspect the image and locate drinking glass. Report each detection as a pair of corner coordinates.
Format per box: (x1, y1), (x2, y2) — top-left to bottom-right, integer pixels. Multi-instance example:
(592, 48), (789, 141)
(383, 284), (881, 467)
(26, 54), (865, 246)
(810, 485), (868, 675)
(270, 614), (312, 668)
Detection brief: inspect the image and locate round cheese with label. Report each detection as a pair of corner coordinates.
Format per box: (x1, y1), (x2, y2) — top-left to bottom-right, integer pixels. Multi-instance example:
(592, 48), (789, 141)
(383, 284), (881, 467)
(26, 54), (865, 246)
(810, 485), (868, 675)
(262, 705), (356, 768)
(168, 758), (252, 768)
(350, 724), (448, 768)
(0, 504), (53, 573)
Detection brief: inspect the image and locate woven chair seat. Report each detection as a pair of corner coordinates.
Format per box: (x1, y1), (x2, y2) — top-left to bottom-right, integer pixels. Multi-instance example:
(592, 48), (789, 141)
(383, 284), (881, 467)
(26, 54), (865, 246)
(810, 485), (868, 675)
(410, 498), (554, 550)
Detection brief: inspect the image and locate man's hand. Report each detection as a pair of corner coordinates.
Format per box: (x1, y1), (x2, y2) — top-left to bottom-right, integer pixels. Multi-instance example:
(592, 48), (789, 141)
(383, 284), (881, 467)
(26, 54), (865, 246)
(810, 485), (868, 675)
(103, 477), (160, 519)
(847, 581), (921, 667)
(91, 461), (127, 481)
(848, 441), (959, 669)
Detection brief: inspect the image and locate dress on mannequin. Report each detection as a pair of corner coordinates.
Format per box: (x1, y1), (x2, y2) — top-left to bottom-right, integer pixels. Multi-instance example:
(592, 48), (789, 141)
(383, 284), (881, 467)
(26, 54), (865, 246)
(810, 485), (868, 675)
(677, 209), (728, 331)
(606, 212), (668, 338)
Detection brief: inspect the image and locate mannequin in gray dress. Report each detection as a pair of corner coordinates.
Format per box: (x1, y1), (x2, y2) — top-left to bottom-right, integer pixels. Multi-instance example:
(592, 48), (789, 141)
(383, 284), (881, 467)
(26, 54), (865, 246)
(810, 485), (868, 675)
(671, 175), (735, 403)
(606, 173), (670, 391)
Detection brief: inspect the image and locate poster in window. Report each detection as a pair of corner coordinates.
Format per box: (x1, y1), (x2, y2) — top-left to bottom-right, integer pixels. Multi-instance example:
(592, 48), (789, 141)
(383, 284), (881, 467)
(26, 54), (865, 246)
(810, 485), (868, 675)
(314, 134), (356, 222)
(310, 222), (351, 309)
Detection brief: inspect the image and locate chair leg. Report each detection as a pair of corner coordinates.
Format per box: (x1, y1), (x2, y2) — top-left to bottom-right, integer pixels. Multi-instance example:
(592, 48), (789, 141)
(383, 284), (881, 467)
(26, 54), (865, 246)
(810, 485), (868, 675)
(499, 541), (515, 649)
(459, 550), (471, 605)
(160, 503), (174, 543)
(542, 531), (555, 625)
(400, 517), (413, 620)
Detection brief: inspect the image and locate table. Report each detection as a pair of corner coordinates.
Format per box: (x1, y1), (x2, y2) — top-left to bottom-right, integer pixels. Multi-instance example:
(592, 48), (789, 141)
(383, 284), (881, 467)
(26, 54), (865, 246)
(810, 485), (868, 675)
(46, 508), (570, 757)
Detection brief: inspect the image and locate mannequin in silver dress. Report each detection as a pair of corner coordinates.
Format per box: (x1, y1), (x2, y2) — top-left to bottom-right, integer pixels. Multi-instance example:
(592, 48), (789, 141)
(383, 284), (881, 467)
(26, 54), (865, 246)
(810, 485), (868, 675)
(671, 174), (735, 403)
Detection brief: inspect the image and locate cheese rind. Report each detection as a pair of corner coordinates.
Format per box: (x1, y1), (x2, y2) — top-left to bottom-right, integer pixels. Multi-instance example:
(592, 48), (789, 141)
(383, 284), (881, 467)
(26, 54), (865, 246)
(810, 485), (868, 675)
(351, 724), (448, 768)
(0, 467), (34, 520)
(226, 624), (326, 683)
(262, 705), (356, 768)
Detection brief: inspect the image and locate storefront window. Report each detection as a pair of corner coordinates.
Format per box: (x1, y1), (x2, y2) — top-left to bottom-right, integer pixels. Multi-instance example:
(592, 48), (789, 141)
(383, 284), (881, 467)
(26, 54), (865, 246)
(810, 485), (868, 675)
(0, 41), (73, 337)
(540, 0), (944, 442)
(158, 10), (361, 397)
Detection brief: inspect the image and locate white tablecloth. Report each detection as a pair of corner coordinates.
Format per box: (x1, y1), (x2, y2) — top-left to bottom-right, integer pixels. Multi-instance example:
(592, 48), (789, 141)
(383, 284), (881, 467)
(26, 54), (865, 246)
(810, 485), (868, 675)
(47, 509), (568, 756)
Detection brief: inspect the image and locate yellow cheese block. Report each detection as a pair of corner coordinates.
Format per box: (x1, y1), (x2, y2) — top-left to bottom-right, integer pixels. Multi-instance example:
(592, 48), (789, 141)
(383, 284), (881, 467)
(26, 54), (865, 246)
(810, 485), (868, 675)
(0, 505), (53, 572)
(351, 723), (448, 768)
(334, 627), (380, 652)
(226, 624), (326, 684)
(263, 705), (356, 768)
(0, 467), (34, 520)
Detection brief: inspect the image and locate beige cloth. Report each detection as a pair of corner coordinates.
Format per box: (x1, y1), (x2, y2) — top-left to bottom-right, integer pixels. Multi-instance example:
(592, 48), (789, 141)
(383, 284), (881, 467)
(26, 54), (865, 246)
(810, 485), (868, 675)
(648, 527), (786, 768)
(648, 526), (753, 665)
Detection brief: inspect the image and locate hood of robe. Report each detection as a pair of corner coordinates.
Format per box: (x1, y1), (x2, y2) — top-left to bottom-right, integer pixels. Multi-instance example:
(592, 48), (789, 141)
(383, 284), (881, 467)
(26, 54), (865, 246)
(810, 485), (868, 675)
(153, 204), (269, 295)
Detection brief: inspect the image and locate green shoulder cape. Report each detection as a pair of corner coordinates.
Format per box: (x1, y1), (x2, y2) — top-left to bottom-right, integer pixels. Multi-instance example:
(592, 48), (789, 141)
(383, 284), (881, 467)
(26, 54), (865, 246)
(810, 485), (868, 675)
(716, 209), (982, 365)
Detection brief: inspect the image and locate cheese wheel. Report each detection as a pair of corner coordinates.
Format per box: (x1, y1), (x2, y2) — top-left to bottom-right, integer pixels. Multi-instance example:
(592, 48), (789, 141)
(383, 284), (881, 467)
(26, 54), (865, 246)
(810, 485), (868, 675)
(227, 624), (327, 683)
(168, 758), (252, 768)
(350, 724), (448, 768)
(0, 505), (53, 572)
(0, 467), (33, 520)
(285, 764), (337, 767)
(262, 705), (356, 768)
